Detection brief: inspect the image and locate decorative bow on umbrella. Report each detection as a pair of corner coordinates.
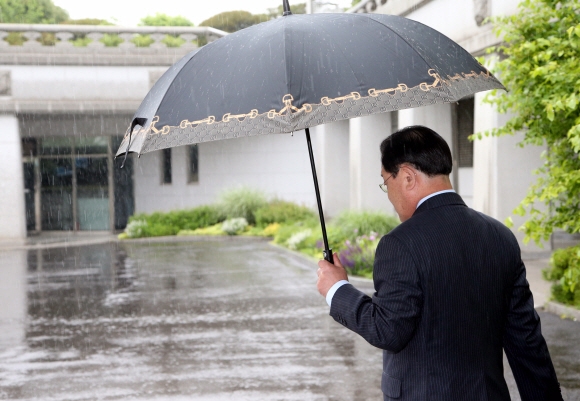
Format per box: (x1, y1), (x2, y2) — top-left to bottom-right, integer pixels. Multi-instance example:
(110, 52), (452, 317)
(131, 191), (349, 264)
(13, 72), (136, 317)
(116, 1), (504, 263)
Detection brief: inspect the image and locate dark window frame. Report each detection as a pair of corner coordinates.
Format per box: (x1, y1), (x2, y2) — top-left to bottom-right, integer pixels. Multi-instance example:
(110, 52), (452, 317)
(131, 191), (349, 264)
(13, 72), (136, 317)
(188, 144), (199, 184)
(161, 148), (172, 184)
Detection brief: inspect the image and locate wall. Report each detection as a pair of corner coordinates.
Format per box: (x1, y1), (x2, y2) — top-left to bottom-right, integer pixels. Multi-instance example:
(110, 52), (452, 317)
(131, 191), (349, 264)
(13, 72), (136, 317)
(134, 132), (318, 213)
(310, 120), (351, 219)
(8, 65), (152, 101)
(0, 115), (26, 240)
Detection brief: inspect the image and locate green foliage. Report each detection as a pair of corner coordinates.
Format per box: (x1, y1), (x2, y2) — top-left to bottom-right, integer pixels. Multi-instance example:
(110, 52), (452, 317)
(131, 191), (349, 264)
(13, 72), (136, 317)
(266, 3), (306, 17)
(131, 35), (154, 47)
(273, 220), (316, 245)
(139, 13), (193, 27)
(64, 18), (112, 25)
(216, 187), (268, 225)
(178, 223), (225, 236)
(254, 200), (316, 227)
(543, 245), (580, 308)
(0, 0), (68, 24)
(0, 0), (68, 46)
(484, 0), (580, 244)
(123, 205), (223, 238)
(63, 18), (115, 47)
(199, 10), (268, 33)
(332, 210), (399, 242)
(271, 210), (398, 274)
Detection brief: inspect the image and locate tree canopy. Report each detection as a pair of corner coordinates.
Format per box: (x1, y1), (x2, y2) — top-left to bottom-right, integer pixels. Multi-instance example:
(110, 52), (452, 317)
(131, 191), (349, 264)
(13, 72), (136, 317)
(0, 0), (68, 24)
(199, 10), (267, 33)
(139, 13), (193, 27)
(266, 3), (307, 17)
(485, 0), (580, 244)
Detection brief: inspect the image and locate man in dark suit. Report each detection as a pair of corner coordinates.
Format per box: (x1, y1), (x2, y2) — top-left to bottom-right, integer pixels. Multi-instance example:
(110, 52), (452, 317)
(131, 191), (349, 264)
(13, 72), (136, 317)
(316, 126), (562, 401)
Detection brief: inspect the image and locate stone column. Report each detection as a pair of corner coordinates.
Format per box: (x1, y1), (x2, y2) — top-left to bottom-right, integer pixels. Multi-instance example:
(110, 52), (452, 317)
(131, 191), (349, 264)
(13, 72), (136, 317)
(349, 113), (395, 215)
(398, 103), (455, 186)
(0, 115), (26, 241)
(310, 120), (350, 218)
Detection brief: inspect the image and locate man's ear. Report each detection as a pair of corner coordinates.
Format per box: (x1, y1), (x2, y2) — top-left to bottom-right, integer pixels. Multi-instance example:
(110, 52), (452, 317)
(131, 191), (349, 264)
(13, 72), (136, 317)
(401, 165), (418, 190)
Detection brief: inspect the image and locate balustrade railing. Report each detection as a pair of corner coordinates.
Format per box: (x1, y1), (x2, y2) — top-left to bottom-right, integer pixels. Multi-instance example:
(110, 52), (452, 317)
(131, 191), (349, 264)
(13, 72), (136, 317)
(0, 24), (228, 49)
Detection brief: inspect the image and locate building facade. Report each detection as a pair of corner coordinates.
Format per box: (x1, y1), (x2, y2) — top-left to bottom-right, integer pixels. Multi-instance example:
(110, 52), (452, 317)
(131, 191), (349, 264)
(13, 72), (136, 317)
(0, 3), (548, 250)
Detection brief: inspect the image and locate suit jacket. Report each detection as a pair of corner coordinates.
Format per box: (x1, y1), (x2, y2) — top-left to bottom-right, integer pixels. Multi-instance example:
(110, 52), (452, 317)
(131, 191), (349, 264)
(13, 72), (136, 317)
(330, 193), (562, 401)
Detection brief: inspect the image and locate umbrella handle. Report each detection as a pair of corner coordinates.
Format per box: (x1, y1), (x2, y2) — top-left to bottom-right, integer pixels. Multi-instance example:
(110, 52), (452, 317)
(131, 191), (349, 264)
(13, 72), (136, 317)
(305, 128), (334, 265)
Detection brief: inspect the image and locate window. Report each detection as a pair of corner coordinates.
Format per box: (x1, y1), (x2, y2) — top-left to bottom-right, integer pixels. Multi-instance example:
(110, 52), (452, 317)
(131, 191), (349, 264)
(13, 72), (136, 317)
(390, 110), (399, 133)
(188, 145), (199, 183)
(161, 148), (172, 184)
(455, 97), (474, 168)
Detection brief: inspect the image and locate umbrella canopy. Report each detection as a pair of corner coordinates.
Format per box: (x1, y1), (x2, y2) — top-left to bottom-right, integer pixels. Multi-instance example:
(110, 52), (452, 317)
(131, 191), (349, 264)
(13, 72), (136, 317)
(116, 9), (504, 263)
(116, 12), (503, 157)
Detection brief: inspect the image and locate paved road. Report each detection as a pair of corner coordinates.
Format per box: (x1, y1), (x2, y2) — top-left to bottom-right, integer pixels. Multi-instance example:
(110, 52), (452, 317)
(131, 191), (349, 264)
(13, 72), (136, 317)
(0, 238), (577, 400)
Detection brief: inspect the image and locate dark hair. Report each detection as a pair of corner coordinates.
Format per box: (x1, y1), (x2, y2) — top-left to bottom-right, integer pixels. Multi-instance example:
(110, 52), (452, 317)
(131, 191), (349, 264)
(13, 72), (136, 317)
(380, 125), (452, 177)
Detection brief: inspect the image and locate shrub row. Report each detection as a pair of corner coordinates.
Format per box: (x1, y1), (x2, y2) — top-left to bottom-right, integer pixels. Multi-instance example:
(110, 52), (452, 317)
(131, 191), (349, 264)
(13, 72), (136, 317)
(544, 245), (580, 309)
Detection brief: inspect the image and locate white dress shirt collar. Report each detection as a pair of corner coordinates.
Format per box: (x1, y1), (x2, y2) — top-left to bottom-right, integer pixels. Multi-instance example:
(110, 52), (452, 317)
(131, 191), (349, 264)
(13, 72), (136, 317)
(416, 189), (456, 209)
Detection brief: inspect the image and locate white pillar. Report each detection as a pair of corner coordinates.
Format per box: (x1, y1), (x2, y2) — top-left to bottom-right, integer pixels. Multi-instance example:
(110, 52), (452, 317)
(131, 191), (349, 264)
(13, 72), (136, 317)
(398, 103), (455, 187)
(473, 92), (547, 250)
(310, 120), (350, 218)
(0, 115), (26, 241)
(349, 113), (395, 215)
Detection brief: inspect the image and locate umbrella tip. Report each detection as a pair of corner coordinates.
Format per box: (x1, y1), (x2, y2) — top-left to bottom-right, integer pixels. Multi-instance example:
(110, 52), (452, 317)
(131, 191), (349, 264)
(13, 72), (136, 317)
(282, 0), (292, 15)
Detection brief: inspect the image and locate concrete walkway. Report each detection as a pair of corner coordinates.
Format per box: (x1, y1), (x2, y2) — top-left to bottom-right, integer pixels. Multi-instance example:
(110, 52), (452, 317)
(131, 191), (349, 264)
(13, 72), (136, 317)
(0, 235), (577, 400)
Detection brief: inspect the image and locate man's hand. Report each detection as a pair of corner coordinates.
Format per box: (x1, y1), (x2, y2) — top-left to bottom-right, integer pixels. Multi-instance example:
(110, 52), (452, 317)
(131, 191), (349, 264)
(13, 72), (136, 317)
(317, 253), (348, 298)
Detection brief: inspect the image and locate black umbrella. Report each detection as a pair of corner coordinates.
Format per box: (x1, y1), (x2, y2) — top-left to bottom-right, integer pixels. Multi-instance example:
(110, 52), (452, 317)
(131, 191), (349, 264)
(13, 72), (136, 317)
(116, 3), (504, 263)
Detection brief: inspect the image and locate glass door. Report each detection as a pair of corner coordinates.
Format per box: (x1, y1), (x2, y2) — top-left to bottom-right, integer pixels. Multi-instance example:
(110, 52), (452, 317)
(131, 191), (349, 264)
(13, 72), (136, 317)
(76, 157), (109, 231)
(40, 158), (74, 230)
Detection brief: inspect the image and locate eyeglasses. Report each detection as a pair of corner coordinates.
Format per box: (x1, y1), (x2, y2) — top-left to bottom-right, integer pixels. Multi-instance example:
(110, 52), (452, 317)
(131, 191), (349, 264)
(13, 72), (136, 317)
(379, 174), (394, 193)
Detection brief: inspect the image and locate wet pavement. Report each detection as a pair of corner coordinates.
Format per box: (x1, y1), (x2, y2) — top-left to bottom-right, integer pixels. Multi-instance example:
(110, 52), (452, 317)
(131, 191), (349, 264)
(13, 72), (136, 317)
(0, 238), (578, 400)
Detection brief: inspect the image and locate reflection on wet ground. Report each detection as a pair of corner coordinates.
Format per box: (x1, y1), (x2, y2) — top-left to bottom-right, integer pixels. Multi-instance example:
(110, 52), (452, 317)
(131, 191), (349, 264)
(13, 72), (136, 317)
(0, 238), (578, 400)
(0, 239), (382, 401)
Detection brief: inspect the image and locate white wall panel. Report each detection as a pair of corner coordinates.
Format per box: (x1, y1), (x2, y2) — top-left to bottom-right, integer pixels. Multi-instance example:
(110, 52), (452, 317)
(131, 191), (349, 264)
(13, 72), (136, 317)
(0, 115), (26, 240)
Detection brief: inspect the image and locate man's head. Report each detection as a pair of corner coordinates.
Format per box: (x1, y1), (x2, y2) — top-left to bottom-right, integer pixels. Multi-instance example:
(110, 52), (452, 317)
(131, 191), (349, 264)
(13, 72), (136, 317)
(380, 125), (453, 221)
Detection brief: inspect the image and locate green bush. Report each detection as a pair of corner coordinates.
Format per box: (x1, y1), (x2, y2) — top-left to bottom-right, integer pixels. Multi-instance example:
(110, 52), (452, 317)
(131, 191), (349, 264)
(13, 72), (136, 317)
(543, 245), (580, 308)
(254, 200), (316, 227)
(216, 187), (268, 225)
(332, 210), (399, 241)
(124, 205), (223, 238)
(273, 220), (317, 245)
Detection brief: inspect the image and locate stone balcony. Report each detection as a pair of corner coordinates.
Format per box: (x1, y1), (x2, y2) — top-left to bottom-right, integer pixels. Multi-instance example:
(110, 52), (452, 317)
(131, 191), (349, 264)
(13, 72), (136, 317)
(0, 23), (228, 66)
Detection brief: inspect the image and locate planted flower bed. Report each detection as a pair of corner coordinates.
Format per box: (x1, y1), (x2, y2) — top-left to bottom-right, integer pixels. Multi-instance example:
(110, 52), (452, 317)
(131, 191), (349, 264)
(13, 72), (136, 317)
(119, 187), (399, 278)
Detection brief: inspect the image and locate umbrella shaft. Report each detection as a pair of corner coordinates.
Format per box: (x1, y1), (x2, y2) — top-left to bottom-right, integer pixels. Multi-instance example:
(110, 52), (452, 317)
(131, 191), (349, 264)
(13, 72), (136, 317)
(305, 128), (333, 264)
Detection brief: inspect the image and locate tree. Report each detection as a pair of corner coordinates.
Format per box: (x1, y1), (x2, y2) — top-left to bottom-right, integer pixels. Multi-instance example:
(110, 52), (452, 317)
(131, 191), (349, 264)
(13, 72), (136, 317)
(199, 10), (268, 33)
(0, 0), (68, 24)
(484, 0), (580, 245)
(139, 13), (193, 27)
(266, 3), (307, 17)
